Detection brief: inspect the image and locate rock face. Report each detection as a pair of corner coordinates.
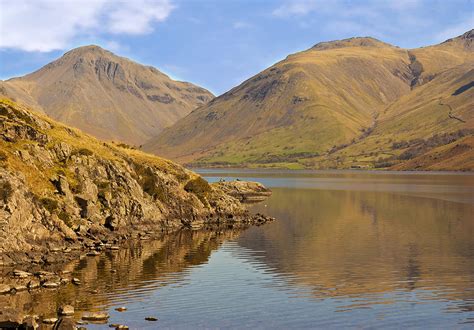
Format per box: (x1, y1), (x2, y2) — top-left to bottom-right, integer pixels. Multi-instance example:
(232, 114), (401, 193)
(213, 181), (272, 202)
(0, 99), (270, 264)
(0, 45), (214, 145)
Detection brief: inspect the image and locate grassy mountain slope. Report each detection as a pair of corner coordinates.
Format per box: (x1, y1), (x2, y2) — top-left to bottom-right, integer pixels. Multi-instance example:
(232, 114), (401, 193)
(0, 45), (213, 146)
(145, 31), (473, 170)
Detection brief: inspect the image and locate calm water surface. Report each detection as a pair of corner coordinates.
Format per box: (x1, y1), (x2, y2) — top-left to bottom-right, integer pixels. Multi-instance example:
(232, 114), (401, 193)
(3, 170), (474, 328)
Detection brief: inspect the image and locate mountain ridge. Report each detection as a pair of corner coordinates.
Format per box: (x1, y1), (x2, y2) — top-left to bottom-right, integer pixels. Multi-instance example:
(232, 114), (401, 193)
(0, 45), (214, 145)
(145, 30), (473, 170)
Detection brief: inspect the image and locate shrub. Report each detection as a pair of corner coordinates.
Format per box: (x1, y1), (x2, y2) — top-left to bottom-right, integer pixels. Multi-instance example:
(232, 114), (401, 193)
(0, 150), (7, 162)
(0, 181), (13, 202)
(73, 148), (93, 156)
(58, 210), (74, 227)
(39, 197), (59, 213)
(184, 177), (211, 204)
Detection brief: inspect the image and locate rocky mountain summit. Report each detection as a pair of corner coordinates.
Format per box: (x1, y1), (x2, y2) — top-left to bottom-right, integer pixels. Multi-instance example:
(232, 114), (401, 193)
(0, 99), (272, 266)
(0, 45), (214, 145)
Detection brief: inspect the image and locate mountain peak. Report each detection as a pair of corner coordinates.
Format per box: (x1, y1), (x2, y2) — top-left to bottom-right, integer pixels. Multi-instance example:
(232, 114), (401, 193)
(440, 29), (474, 50)
(63, 44), (112, 58)
(311, 36), (394, 51)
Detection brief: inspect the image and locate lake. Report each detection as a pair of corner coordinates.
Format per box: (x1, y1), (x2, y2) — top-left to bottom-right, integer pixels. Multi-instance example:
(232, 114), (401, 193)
(2, 169), (474, 328)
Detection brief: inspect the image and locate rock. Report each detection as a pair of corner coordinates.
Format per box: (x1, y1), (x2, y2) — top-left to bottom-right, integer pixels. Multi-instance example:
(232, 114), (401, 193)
(58, 305), (75, 316)
(0, 284), (11, 294)
(42, 281), (60, 288)
(43, 317), (58, 324)
(27, 280), (41, 289)
(13, 285), (28, 292)
(54, 317), (76, 330)
(12, 269), (32, 278)
(81, 312), (109, 321)
(104, 215), (119, 231)
(145, 317), (158, 321)
(0, 307), (25, 328)
(72, 278), (81, 285)
(23, 315), (39, 329)
(107, 246), (120, 250)
(87, 251), (100, 256)
(213, 180), (272, 203)
(115, 307), (127, 312)
(115, 325), (129, 329)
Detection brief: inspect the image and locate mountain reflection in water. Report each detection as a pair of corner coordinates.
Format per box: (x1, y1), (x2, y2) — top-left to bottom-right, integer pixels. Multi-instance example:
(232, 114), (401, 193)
(2, 170), (473, 328)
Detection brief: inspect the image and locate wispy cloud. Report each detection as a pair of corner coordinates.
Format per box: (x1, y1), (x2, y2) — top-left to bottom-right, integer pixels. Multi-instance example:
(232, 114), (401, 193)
(233, 21), (253, 29)
(0, 0), (175, 52)
(434, 17), (474, 42)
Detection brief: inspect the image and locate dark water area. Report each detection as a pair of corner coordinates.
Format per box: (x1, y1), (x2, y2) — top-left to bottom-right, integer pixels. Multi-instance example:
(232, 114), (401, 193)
(2, 170), (474, 328)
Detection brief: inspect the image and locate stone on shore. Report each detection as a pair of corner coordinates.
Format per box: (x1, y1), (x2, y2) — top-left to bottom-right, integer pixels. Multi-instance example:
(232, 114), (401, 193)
(58, 305), (75, 316)
(0, 284), (11, 294)
(81, 312), (110, 321)
(213, 180), (272, 203)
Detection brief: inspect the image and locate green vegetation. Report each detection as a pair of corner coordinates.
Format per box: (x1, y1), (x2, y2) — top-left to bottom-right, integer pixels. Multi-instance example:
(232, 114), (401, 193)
(0, 181), (13, 203)
(39, 197), (59, 213)
(184, 176), (211, 204)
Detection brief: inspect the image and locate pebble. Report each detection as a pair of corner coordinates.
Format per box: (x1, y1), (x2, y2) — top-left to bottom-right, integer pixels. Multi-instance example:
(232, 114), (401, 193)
(27, 280), (40, 289)
(81, 312), (110, 321)
(42, 281), (60, 288)
(42, 317), (58, 324)
(12, 270), (32, 278)
(58, 305), (75, 316)
(0, 284), (11, 294)
(116, 325), (129, 329)
(115, 307), (127, 312)
(13, 285), (28, 292)
(145, 317), (158, 321)
(72, 278), (81, 285)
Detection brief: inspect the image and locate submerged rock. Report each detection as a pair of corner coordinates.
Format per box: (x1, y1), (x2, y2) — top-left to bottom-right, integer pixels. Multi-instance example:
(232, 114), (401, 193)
(81, 312), (110, 321)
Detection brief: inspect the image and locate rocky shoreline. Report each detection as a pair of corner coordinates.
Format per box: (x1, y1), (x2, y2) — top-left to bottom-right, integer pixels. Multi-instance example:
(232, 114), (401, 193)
(0, 99), (276, 328)
(0, 224), (274, 329)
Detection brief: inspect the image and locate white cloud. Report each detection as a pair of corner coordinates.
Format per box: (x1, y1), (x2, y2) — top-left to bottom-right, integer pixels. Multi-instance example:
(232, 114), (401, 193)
(0, 0), (175, 52)
(233, 21), (253, 29)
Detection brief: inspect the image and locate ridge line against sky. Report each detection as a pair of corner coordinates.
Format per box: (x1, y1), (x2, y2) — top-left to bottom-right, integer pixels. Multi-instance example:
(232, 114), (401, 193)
(0, 0), (473, 95)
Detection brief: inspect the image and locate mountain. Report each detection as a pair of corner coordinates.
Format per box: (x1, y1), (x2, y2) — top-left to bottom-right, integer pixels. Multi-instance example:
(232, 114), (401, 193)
(0, 98), (270, 261)
(0, 45), (213, 146)
(145, 30), (473, 170)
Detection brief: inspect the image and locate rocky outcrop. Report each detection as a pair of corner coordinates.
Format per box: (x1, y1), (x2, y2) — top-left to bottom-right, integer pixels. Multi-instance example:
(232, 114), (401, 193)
(0, 99), (272, 265)
(213, 180), (272, 202)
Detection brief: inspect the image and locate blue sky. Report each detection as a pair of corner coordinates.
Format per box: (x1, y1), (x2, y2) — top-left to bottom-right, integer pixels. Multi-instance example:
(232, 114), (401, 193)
(0, 0), (473, 95)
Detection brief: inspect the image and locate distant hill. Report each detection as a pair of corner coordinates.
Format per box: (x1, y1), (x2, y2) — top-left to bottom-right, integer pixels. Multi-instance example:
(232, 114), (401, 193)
(0, 45), (213, 145)
(145, 30), (473, 171)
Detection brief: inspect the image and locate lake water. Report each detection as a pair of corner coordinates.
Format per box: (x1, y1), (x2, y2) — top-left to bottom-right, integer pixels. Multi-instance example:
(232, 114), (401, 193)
(3, 170), (474, 328)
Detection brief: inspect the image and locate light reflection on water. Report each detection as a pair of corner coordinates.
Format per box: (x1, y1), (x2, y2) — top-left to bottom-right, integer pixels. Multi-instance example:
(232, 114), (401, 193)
(2, 170), (473, 328)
